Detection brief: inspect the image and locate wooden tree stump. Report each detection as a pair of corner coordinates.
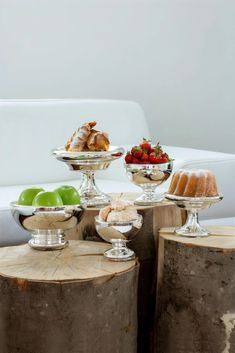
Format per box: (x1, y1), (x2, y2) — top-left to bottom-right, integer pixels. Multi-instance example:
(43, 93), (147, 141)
(156, 226), (235, 353)
(0, 240), (139, 353)
(66, 193), (186, 353)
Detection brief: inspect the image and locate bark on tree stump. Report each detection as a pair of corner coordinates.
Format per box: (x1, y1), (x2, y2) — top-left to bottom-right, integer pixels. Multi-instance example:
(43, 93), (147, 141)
(66, 193), (186, 353)
(156, 226), (235, 353)
(0, 240), (139, 353)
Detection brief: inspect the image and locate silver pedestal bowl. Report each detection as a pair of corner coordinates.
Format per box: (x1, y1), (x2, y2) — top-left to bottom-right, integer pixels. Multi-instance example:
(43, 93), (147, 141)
(165, 194), (223, 237)
(52, 146), (124, 207)
(95, 214), (143, 261)
(10, 202), (85, 250)
(125, 162), (173, 205)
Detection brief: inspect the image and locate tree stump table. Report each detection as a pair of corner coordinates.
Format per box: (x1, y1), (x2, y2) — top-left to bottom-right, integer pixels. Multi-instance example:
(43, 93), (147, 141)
(0, 240), (139, 353)
(156, 226), (235, 353)
(66, 192), (186, 353)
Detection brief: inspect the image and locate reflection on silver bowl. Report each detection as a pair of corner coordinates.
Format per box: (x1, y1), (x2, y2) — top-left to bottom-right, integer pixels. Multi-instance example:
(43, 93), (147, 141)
(125, 162), (173, 205)
(165, 194), (223, 237)
(10, 202), (85, 250)
(95, 215), (143, 261)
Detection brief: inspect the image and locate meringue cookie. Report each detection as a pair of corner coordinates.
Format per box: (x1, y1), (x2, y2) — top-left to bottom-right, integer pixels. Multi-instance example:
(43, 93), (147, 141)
(99, 199), (138, 222)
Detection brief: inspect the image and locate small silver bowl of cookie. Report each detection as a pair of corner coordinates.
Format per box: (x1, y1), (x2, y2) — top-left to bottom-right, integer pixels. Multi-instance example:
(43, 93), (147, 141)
(95, 199), (143, 261)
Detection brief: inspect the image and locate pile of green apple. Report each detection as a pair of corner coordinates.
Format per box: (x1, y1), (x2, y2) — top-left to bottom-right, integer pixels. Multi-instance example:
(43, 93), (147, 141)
(17, 185), (81, 207)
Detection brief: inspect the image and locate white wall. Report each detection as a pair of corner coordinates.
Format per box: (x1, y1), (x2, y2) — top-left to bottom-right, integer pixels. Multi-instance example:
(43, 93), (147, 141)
(1, 0), (234, 153)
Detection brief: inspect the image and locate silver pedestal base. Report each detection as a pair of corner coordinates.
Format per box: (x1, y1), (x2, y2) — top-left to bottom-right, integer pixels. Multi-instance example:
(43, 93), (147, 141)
(78, 172), (112, 207)
(29, 232), (69, 251)
(175, 223), (209, 238)
(83, 194), (111, 207)
(104, 240), (135, 262)
(166, 194), (223, 238)
(134, 193), (165, 206)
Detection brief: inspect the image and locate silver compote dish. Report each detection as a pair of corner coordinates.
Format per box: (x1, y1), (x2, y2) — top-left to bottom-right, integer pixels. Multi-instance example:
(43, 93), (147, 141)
(10, 203), (85, 250)
(165, 194), (223, 237)
(52, 146), (124, 207)
(95, 214), (143, 261)
(125, 162), (173, 205)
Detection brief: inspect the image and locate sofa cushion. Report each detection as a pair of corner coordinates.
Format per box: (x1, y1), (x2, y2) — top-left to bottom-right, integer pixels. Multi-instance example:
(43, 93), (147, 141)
(0, 99), (150, 186)
(201, 217), (235, 227)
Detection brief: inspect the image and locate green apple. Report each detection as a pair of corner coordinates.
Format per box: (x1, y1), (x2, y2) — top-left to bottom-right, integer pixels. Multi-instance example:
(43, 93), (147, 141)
(18, 187), (45, 206)
(54, 185), (80, 205)
(32, 191), (63, 207)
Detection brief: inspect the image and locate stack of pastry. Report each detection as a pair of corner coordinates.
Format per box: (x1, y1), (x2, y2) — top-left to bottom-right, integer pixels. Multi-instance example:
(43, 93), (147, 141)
(99, 199), (139, 222)
(65, 121), (110, 152)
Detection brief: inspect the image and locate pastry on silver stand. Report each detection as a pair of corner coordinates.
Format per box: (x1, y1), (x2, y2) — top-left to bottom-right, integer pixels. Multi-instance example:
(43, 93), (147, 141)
(53, 121), (124, 207)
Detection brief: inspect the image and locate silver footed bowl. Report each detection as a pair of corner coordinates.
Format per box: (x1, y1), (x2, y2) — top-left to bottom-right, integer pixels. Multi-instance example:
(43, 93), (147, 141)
(10, 202), (85, 250)
(165, 194), (223, 237)
(95, 214), (143, 261)
(52, 146), (125, 207)
(125, 162), (173, 205)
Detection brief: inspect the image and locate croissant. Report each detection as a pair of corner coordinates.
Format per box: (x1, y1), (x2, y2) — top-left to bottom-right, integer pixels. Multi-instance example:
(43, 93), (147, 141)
(65, 129), (77, 151)
(86, 129), (110, 151)
(65, 121), (96, 152)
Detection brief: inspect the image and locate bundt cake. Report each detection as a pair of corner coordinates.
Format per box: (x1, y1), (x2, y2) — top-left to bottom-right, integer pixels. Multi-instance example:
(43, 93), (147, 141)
(168, 169), (219, 197)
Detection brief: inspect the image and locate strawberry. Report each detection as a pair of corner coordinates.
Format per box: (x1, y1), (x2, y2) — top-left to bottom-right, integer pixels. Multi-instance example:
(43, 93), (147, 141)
(140, 138), (151, 153)
(125, 153), (133, 164)
(131, 146), (143, 159)
(153, 142), (163, 157)
(140, 153), (149, 163)
(157, 156), (168, 164)
(149, 153), (168, 164)
(128, 140), (171, 164)
(149, 153), (160, 164)
(132, 157), (141, 164)
(160, 152), (169, 162)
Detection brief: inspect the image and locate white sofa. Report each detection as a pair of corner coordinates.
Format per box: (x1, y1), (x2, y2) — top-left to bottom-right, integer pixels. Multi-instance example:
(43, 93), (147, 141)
(1, 99), (235, 246)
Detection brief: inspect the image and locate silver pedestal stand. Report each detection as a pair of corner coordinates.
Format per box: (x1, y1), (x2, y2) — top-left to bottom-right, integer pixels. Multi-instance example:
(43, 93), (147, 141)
(125, 162), (173, 205)
(52, 146), (124, 207)
(95, 215), (143, 261)
(165, 194), (223, 237)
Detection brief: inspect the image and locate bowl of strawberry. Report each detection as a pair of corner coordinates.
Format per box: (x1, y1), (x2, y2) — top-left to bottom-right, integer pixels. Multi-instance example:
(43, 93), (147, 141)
(124, 139), (173, 205)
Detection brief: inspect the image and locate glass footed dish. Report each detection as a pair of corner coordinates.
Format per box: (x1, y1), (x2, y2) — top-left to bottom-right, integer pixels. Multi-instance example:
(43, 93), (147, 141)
(95, 215), (143, 261)
(125, 162), (173, 205)
(52, 146), (125, 207)
(165, 194), (223, 237)
(10, 202), (85, 250)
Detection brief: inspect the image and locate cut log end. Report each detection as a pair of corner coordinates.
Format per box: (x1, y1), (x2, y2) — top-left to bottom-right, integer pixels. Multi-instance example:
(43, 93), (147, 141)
(0, 241), (139, 353)
(155, 228), (235, 353)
